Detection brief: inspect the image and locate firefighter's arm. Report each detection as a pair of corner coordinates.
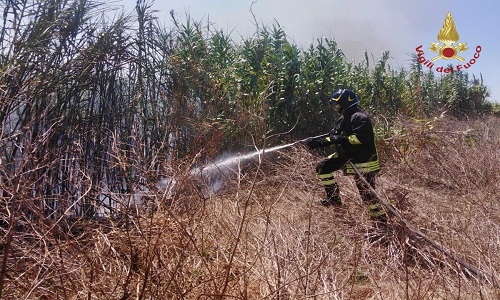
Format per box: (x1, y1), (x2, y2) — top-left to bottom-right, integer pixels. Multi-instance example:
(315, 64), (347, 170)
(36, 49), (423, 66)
(348, 115), (373, 145)
(327, 132), (347, 145)
(304, 134), (331, 149)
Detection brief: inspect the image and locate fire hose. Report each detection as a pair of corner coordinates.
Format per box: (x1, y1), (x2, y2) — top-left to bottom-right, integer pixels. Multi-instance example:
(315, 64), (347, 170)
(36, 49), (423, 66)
(294, 133), (329, 145)
(348, 160), (499, 288)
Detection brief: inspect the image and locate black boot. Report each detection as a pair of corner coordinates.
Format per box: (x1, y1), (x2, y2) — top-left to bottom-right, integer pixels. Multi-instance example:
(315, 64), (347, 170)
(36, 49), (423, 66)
(320, 184), (342, 206)
(320, 196), (342, 206)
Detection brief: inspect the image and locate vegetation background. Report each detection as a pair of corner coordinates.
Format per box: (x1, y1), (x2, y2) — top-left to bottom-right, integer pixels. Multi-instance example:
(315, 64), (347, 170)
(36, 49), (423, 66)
(0, 0), (498, 299)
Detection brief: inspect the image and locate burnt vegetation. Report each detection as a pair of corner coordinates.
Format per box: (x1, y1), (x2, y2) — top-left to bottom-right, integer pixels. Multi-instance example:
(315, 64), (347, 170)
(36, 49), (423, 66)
(0, 1), (498, 299)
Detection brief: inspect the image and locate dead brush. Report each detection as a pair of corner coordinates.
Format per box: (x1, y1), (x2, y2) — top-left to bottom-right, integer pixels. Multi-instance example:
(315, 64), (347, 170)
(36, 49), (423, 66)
(374, 116), (500, 296)
(1, 117), (498, 299)
(215, 129), (499, 298)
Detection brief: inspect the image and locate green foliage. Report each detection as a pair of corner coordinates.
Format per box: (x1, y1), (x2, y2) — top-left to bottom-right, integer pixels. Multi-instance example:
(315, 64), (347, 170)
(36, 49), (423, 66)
(492, 103), (500, 116)
(295, 38), (344, 135)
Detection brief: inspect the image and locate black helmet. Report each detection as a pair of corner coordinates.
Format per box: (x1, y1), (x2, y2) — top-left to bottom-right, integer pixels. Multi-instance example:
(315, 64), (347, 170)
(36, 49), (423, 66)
(329, 89), (360, 113)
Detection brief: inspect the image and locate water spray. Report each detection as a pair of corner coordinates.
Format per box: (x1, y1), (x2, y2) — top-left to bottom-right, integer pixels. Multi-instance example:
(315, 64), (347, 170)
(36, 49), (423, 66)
(190, 133), (328, 196)
(110, 134), (326, 211)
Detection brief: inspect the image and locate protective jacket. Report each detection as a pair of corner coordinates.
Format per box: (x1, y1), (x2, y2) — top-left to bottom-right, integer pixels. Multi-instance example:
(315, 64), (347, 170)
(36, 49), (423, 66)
(318, 105), (379, 174)
(307, 96), (384, 218)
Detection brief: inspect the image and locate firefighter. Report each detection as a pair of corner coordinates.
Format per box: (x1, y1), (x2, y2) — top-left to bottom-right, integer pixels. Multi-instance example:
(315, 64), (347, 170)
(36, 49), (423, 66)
(305, 89), (385, 221)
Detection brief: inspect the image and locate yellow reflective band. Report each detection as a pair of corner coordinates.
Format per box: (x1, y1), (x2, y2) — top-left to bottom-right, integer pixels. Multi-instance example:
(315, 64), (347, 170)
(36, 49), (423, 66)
(319, 173), (334, 179)
(370, 210), (386, 218)
(368, 204), (385, 217)
(345, 160), (380, 174)
(327, 152), (339, 159)
(331, 94), (342, 102)
(326, 137), (331, 142)
(321, 179), (337, 186)
(348, 134), (362, 145)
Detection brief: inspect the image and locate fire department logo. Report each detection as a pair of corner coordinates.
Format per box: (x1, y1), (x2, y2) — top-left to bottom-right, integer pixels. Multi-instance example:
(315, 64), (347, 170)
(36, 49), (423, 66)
(429, 12), (468, 61)
(415, 11), (481, 73)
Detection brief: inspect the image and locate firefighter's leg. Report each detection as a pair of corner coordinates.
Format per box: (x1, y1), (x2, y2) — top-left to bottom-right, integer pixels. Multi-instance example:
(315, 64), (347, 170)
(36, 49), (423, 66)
(316, 155), (347, 206)
(355, 172), (386, 221)
(318, 174), (341, 206)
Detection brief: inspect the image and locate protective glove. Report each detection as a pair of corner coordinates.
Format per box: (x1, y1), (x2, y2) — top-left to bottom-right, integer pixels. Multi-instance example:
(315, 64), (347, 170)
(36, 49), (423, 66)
(329, 131), (347, 145)
(304, 137), (320, 150)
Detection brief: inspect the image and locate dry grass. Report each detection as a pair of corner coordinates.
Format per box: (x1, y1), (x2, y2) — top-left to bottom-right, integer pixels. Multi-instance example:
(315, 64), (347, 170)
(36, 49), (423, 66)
(1, 117), (499, 299)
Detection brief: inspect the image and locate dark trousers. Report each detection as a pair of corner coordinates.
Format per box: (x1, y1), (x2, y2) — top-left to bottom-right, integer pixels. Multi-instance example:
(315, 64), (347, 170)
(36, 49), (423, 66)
(316, 156), (377, 205)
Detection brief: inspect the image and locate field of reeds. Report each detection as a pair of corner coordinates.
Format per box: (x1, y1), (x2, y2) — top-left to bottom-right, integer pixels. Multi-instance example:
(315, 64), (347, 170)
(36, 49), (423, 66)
(1, 1), (498, 299)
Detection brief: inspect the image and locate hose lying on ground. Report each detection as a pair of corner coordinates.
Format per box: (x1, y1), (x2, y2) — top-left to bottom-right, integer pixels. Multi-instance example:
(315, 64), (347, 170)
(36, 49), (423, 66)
(348, 161), (499, 288)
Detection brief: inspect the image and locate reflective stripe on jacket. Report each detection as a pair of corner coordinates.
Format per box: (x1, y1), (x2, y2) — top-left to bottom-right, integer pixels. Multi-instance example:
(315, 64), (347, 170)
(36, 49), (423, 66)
(321, 106), (380, 173)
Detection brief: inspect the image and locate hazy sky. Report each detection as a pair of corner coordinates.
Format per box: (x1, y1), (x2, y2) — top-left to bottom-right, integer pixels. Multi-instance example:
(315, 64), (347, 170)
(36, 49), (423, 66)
(116, 0), (500, 103)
